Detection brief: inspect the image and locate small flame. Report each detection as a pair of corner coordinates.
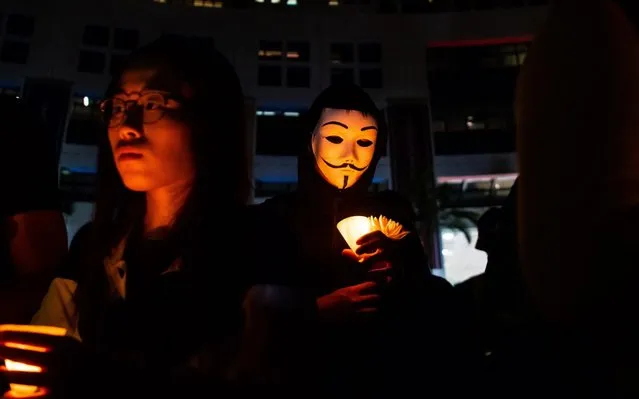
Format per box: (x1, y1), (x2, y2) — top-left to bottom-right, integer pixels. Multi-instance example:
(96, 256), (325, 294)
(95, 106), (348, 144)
(337, 216), (373, 253)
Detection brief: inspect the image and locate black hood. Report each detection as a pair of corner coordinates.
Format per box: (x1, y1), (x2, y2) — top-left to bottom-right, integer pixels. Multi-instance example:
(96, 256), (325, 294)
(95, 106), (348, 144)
(297, 84), (387, 201)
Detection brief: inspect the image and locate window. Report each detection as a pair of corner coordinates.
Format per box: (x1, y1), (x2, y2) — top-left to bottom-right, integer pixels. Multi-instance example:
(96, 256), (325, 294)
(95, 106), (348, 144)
(286, 67), (310, 88)
(254, 181), (298, 198)
(258, 65), (282, 86)
(329, 42), (382, 88)
(65, 96), (102, 146)
(77, 51), (106, 74)
(286, 41), (309, 62)
(358, 42), (381, 63)
(258, 40), (311, 88)
(331, 68), (355, 85)
(113, 28), (139, 51)
(452, 0), (472, 11)
(192, 0), (223, 7)
(259, 41), (283, 61)
(428, 42), (530, 71)
(0, 41), (29, 64)
(255, 111), (306, 155)
(109, 53), (128, 76)
(82, 25), (110, 47)
(330, 43), (354, 64)
(359, 68), (383, 89)
(0, 87), (20, 97)
(5, 14), (34, 38)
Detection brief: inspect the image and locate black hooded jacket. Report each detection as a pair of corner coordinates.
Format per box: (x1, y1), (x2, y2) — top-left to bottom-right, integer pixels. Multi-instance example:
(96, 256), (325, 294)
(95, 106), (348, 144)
(252, 85), (464, 397)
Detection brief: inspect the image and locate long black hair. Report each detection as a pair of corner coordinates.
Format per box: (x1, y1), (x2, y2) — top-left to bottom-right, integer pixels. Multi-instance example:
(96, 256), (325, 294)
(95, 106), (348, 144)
(76, 36), (248, 343)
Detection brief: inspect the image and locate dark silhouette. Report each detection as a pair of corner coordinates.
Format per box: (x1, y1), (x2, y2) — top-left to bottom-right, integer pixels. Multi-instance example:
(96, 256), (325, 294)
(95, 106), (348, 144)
(253, 84), (472, 397)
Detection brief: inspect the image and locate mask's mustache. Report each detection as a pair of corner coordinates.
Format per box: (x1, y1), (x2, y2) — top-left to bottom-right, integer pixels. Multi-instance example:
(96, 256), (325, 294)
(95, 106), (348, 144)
(322, 159), (367, 171)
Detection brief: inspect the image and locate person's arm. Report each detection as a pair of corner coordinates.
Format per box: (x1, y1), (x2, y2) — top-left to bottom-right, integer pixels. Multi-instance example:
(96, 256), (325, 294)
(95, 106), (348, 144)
(0, 210), (68, 324)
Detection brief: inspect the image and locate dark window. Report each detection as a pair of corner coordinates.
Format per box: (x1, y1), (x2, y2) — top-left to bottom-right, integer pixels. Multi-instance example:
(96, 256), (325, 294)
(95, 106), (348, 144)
(77, 51), (106, 74)
(190, 36), (215, 51)
(65, 96), (102, 145)
(113, 28), (139, 51)
(330, 43), (354, 64)
(452, 0), (472, 11)
(258, 65), (282, 86)
(358, 42), (381, 63)
(286, 41), (310, 62)
(359, 68), (383, 88)
(474, 0), (495, 9)
(110, 53), (129, 76)
(494, 0), (524, 7)
(82, 25), (110, 47)
(331, 68), (355, 85)
(258, 41), (283, 61)
(254, 181), (298, 198)
(256, 114), (306, 155)
(66, 116), (101, 145)
(0, 41), (30, 64)
(286, 67), (310, 87)
(59, 170), (97, 201)
(401, 0), (451, 12)
(6, 14), (34, 37)
(378, 0), (400, 13)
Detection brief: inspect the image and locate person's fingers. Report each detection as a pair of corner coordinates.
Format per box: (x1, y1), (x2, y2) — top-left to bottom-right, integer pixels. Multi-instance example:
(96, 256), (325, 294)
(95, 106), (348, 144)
(341, 249), (359, 262)
(0, 346), (48, 369)
(356, 231), (385, 246)
(0, 332), (67, 352)
(354, 294), (380, 304)
(0, 366), (52, 386)
(370, 260), (391, 272)
(349, 281), (377, 292)
(356, 242), (384, 256)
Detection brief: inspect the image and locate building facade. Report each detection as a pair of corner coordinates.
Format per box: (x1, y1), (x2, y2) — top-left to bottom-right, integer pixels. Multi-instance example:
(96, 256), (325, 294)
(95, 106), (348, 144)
(0, 0), (547, 282)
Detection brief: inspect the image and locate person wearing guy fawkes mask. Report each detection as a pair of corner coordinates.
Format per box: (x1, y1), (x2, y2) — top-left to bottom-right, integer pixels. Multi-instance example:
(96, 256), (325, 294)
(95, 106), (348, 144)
(253, 84), (469, 398)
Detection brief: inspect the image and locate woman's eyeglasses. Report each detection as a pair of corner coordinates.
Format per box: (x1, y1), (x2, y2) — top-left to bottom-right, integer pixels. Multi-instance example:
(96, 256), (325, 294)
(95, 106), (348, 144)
(99, 91), (181, 128)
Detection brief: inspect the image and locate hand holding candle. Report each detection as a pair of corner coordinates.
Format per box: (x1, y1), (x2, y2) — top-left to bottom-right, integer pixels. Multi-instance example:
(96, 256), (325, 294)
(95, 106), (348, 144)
(337, 215), (409, 261)
(0, 325), (67, 398)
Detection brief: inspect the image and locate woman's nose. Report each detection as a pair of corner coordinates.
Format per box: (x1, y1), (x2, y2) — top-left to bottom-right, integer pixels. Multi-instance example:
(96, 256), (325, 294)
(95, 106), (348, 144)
(118, 124), (142, 141)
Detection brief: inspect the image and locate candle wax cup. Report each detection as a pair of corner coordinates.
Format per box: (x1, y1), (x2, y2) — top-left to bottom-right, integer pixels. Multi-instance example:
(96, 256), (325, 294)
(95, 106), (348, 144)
(0, 325), (67, 398)
(337, 216), (374, 253)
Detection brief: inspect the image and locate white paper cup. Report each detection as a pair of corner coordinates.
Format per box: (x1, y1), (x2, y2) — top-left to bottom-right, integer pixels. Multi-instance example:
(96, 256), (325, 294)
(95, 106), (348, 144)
(337, 216), (374, 253)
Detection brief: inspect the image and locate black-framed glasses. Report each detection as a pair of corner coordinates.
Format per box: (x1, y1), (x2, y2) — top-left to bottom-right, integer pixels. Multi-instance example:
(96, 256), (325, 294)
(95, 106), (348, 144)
(99, 91), (181, 128)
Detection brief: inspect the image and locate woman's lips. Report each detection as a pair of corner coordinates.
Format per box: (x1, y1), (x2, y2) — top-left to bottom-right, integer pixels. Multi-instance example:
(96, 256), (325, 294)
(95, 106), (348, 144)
(118, 152), (143, 161)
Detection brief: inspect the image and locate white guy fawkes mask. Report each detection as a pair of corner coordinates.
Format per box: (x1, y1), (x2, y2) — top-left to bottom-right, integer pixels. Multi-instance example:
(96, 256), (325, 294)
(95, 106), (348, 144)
(311, 108), (378, 189)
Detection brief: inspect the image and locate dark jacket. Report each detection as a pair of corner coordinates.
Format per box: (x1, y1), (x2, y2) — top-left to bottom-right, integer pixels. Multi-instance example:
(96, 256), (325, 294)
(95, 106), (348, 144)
(253, 121), (467, 397)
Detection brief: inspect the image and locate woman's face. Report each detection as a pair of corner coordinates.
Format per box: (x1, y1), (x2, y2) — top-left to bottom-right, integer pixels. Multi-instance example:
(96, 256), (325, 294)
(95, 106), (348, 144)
(106, 68), (196, 192)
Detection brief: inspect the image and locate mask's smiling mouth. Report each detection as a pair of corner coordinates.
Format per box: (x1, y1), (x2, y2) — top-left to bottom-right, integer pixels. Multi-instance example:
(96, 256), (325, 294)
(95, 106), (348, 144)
(321, 158), (367, 171)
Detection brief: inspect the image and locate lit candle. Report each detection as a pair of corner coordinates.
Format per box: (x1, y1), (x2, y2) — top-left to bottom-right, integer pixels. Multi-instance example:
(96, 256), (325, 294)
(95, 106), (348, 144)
(337, 216), (374, 254)
(0, 325), (67, 398)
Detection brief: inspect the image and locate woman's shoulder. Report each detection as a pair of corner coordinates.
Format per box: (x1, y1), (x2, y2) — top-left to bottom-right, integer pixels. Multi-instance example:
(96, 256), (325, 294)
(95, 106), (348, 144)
(31, 277), (81, 341)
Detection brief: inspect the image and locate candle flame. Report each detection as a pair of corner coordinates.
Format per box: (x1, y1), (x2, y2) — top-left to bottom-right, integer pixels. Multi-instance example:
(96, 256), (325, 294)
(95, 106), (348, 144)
(337, 214), (410, 256)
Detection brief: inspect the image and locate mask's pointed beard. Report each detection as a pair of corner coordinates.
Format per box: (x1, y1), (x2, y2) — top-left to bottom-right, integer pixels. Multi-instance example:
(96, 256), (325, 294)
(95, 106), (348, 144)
(342, 176), (348, 190)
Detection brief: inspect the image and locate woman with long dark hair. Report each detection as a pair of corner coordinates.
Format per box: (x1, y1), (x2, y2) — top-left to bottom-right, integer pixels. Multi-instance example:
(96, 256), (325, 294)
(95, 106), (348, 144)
(0, 36), (257, 398)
